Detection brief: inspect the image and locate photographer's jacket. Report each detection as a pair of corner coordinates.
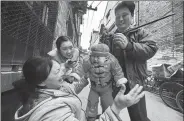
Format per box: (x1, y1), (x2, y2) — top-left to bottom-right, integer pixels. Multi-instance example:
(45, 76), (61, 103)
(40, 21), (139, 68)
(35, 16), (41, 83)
(107, 28), (158, 89)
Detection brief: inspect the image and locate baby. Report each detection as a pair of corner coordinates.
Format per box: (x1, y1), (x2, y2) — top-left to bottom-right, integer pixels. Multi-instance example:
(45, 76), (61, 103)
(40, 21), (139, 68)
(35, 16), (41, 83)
(83, 43), (127, 120)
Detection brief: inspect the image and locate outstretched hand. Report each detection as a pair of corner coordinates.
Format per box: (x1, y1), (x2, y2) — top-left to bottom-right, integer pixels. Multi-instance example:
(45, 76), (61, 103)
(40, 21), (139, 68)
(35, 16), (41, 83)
(111, 84), (145, 115)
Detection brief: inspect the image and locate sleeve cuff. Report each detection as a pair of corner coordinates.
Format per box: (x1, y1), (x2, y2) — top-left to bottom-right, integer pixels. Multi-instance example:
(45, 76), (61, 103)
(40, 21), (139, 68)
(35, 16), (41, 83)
(125, 42), (133, 51)
(109, 106), (122, 121)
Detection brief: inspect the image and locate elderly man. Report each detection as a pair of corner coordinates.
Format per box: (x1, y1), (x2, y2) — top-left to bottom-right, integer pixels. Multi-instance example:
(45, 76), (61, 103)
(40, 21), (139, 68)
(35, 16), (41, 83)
(103, 1), (158, 121)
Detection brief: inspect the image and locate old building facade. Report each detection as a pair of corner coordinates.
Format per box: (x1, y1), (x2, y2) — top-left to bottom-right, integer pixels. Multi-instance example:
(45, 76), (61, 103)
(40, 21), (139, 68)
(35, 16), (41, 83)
(1, 1), (87, 121)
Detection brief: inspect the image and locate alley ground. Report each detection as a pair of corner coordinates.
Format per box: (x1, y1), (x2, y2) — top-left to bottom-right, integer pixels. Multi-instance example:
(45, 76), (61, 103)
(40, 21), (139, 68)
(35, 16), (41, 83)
(78, 84), (183, 121)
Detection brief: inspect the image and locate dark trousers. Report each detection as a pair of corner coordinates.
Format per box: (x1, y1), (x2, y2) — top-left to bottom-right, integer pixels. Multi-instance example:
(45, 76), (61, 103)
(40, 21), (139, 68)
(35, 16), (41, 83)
(112, 82), (150, 121)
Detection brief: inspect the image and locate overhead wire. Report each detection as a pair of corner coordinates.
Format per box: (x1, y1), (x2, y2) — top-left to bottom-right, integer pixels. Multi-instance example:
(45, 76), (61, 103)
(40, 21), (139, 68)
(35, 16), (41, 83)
(90, 1), (104, 30)
(89, 1), (94, 7)
(88, 1), (95, 28)
(89, 1), (102, 28)
(95, 1), (102, 8)
(86, 1), (103, 30)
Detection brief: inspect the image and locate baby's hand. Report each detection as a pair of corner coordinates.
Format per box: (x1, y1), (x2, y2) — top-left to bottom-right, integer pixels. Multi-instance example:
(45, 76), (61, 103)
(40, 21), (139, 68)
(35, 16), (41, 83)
(65, 59), (78, 68)
(63, 73), (80, 84)
(116, 78), (128, 87)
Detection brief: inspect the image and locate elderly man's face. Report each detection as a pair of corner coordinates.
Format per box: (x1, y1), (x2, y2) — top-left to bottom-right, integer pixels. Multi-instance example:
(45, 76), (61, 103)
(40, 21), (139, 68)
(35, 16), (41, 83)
(115, 7), (133, 32)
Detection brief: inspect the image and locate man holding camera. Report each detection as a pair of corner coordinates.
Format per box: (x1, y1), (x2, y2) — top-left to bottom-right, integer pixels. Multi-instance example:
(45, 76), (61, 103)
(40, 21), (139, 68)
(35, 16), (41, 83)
(105, 1), (158, 121)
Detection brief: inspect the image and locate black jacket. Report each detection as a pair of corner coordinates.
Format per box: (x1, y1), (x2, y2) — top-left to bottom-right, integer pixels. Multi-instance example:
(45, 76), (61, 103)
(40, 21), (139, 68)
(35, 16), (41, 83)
(105, 28), (158, 89)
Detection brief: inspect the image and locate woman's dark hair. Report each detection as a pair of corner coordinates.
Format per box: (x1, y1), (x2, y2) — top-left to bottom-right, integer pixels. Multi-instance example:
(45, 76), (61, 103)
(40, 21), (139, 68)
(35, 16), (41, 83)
(23, 56), (52, 86)
(56, 36), (73, 50)
(115, 1), (135, 16)
(14, 56), (53, 104)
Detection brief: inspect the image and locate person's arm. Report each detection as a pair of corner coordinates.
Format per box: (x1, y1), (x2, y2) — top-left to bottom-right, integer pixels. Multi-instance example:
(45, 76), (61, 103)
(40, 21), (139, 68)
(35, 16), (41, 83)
(72, 76), (89, 94)
(94, 107), (123, 121)
(125, 29), (158, 61)
(36, 102), (80, 121)
(64, 61), (89, 94)
(110, 54), (125, 82)
(70, 57), (91, 94)
(37, 99), (120, 121)
(35, 85), (144, 121)
(96, 84), (145, 121)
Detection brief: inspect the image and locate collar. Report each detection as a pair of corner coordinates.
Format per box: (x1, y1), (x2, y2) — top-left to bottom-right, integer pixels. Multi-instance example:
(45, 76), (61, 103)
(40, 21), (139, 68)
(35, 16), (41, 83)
(37, 88), (71, 97)
(57, 51), (68, 62)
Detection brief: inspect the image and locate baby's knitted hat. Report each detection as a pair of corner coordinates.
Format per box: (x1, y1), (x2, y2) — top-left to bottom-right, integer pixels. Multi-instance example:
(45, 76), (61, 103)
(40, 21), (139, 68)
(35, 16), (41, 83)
(90, 44), (109, 57)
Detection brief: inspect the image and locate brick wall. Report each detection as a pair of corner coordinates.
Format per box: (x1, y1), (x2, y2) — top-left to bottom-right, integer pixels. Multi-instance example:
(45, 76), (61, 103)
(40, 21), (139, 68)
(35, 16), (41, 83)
(135, 1), (183, 50)
(173, 1), (183, 46)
